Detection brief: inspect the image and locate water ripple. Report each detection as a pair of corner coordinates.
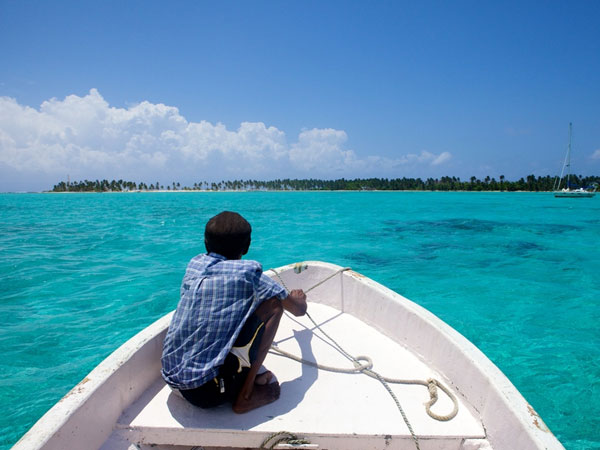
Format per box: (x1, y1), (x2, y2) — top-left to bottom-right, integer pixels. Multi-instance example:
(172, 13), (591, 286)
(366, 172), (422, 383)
(1, 192), (598, 450)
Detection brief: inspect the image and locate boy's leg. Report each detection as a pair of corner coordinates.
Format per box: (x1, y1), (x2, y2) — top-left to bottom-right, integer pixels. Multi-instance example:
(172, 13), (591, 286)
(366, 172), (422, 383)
(232, 296), (283, 413)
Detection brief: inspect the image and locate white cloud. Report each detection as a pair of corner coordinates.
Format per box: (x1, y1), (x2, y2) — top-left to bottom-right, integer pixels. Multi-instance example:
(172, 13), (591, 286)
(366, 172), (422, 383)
(0, 89), (453, 189)
(592, 149), (600, 160)
(290, 128), (360, 173)
(432, 151), (452, 165)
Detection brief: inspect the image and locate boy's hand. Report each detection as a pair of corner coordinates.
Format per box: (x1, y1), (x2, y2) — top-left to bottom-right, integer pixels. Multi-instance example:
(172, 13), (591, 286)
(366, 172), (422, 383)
(283, 289), (307, 316)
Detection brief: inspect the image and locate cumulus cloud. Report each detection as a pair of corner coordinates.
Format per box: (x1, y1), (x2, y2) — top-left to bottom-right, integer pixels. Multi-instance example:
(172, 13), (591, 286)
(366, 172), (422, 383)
(0, 89), (452, 189)
(290, 128), (361, 172)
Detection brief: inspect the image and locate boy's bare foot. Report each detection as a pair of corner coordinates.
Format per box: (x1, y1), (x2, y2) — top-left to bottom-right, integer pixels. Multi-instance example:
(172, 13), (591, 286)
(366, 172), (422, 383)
(232, 381), (280, 414)
(255, 370), (274, 386)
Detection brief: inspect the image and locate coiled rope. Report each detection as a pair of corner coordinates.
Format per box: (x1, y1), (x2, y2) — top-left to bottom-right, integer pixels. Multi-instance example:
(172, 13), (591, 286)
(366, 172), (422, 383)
(267, 264), (460, 450)
(259, 431), (312, 449)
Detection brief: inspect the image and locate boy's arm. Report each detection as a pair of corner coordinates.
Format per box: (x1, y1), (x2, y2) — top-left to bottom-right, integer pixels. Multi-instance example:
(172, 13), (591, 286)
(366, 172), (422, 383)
(281, 289), (307, 316)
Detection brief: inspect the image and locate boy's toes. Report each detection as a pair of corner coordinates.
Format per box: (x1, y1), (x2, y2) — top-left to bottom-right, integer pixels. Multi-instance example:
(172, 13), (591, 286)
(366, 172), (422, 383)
(255, 370), (274, 386)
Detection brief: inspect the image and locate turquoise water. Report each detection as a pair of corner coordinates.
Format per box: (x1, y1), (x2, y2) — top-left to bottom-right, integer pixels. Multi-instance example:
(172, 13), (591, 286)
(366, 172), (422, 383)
(1, 192), (598, 449)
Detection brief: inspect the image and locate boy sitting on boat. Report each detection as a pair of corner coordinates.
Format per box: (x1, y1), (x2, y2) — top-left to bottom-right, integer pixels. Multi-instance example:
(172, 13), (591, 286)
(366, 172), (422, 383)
(161, 211), (307, 413)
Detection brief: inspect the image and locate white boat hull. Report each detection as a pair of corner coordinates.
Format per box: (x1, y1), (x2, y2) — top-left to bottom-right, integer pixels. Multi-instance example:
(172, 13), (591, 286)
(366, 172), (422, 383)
(14, 262), (564, 450)
(554, 189), (595, 198)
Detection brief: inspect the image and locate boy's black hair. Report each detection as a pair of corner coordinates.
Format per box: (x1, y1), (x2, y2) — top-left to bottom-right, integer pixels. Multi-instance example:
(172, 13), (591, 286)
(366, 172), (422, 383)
(204, 211), (252, 259)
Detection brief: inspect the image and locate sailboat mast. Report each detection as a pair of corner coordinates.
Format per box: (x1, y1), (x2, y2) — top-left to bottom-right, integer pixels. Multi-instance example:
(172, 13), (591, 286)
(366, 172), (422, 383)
(566, 122), (572, 189)
(553, 122), (594, 197)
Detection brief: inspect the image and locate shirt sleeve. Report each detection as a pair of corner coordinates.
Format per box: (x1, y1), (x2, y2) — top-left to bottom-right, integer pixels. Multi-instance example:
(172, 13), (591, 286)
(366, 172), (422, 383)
(256, 272), (287, 302)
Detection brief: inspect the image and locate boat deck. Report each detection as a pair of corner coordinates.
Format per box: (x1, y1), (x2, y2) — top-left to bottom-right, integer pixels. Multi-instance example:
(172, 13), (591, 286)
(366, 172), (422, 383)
(104, 302), (486, 450)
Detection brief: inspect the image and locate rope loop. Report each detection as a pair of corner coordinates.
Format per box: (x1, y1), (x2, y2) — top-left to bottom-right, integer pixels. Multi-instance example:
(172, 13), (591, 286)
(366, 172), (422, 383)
(423, 378), (459, 422)
(352, 355), (373, 371)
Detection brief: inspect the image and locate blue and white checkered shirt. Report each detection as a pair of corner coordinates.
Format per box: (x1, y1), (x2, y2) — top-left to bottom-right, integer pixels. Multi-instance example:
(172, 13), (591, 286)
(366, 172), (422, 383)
(161, 252), (287, 390)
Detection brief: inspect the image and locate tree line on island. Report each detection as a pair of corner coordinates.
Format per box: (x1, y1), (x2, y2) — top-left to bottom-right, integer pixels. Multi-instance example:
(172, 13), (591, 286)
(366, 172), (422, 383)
(51, 174), (599, 192)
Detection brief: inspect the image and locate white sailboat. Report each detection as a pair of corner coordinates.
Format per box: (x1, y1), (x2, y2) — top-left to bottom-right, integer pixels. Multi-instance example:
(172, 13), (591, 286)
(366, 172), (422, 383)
(553, 123), (596, 198)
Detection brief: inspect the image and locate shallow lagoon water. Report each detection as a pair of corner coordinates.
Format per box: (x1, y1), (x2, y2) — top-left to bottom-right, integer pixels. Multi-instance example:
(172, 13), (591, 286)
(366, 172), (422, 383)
(1, 191), (598, 449)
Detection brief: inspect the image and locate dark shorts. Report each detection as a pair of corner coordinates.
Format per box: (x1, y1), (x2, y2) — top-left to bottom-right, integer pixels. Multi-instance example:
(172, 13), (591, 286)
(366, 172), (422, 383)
(180, 313), (265, 408)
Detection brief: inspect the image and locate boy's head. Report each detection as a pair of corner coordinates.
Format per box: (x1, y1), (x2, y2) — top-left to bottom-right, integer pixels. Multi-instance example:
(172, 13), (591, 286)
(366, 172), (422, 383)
(204, 211), (252, 259)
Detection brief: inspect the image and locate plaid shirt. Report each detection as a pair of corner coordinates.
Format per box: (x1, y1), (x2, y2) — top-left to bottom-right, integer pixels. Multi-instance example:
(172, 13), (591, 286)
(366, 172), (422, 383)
(161, 253), (287, 390)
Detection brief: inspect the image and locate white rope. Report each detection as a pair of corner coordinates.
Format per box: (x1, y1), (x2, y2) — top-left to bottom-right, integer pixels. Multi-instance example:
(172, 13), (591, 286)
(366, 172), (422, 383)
(259, 431), (311, 449)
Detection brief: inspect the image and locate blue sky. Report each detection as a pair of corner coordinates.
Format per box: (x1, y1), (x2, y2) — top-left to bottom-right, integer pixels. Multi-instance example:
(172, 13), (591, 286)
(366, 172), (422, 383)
(1, 0), (599, 191)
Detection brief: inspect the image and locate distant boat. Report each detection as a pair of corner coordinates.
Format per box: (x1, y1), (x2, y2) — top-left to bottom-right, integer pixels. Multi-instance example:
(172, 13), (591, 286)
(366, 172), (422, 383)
(553, 123), (596, 198)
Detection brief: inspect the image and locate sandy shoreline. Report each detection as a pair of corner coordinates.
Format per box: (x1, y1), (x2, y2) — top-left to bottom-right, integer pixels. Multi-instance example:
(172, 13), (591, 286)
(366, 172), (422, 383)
(38, 189), (550, 194)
